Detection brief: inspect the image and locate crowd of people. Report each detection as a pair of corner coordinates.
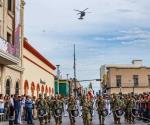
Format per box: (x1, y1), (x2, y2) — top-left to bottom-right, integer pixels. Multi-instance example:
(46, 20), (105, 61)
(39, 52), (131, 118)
(0, 92), (149, 125)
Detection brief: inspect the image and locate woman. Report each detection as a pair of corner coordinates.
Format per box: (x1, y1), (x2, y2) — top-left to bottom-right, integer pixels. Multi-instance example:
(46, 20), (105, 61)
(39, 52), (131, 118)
(0, 94), (4, 113)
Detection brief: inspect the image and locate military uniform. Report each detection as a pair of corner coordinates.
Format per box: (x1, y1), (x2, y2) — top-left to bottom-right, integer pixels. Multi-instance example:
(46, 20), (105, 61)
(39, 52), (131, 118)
(36, 94), (48, 125)
(126, 96), (135, 124)
(46, 96), (52, 123)
(68, 96), (77, 124)
(112, 96), (124, 124)
(52, 96), (63, 125)
(123, 95), (128, 123)
(44, 94), (49, 124)
(96, 96), (106, 125)
(82, 96), (92, 125)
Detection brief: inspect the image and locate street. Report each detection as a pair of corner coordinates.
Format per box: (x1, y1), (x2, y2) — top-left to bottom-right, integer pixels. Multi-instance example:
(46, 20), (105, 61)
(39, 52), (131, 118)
(1, 114), (148, 125)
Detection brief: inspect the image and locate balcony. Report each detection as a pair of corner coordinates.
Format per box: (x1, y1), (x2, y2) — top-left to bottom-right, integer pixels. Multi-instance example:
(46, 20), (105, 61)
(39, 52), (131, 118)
(0, 37), (19, 65)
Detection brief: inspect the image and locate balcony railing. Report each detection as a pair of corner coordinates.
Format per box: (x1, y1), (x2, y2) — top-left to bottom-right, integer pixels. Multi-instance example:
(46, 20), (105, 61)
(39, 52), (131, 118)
(0, 36), (19, 58)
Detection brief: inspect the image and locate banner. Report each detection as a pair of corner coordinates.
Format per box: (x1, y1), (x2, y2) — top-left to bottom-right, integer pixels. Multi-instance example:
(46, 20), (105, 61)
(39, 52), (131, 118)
(14, 0), (21, 57)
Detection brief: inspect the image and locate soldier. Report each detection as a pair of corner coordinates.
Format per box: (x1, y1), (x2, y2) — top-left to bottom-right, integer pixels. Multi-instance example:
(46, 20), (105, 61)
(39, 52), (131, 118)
(52, 95), (63, 125)
(44, 94), (49, 124)
(36, 94), (48, 125)
(96, 95), (106, 125)
(68, 95), (77, 125)
(112, 95), (124, 124)
(46, 96), (52, 123)
(126, 95), (136, 124)
(82, 95), (92, 125)
(123, 95), (129, 123)
(79, 95), (86, 116)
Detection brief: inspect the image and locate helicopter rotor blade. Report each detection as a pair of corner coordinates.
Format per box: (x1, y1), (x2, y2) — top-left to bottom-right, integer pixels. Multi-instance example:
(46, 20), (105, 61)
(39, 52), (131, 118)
(86, 12), (92, 13)
(74, 9), (82, 12)
(83, 8), (89, 12)
(77, 13), (81, 15)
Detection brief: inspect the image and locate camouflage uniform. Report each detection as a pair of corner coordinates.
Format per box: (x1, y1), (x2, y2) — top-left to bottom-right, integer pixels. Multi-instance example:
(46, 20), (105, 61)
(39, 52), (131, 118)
(112, 96), (124, 124)
(52, 96), (64, 125)
(123, 95), (128, 122)
(68, 96), (77, 124)
(82, 96), (92, 125)
(96, 96), (106, 125)
(126, 96), (135, 124)
(36, 94), (48, 125)
(46, 96), (52, 123)
(44, 94), (49, 124)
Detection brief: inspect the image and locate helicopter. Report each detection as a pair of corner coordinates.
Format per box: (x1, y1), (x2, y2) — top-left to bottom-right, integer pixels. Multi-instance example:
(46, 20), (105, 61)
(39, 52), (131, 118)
(74, 8), (91, 20)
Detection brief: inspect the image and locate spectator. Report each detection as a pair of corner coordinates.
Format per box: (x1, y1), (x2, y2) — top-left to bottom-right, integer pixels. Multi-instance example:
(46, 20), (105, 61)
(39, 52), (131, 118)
(32, 96), (36, 119)
(4, 95), (10, 120)
(14, 94), (21, 124)
(25, 96), (33, 124)
(0, 94), (4, 113)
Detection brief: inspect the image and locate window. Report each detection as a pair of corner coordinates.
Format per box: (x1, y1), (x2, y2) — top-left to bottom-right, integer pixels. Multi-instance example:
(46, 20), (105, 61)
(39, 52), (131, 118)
(8, 0), (13, 11)
(133, 75), (139, 87)
(116, 75), (122, 87)
(15, 82), (19, 94)
(6, 79), (10, 95)
(148, 75), (150, 86)
(0, 0), (2, 7)
(7, 32), (12, 43)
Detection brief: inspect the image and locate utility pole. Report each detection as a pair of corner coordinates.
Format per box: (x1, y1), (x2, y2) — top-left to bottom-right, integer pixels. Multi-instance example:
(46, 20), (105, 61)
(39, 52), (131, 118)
(56, 65), (60, 94)
(73, 44), (77, 97)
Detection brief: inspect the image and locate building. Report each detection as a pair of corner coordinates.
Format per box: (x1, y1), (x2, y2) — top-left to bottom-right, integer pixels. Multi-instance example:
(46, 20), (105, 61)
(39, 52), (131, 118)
(23, 38), (56, 97)
(0, 0), (24, 95)
(55, 79), (69, 97)
(55, 78), (83, 96)
(100, 60), (150, 94)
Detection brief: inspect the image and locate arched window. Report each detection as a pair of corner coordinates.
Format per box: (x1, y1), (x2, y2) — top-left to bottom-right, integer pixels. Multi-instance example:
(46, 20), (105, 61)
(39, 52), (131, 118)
(15, 82), (19, 94)
(6, 79), (11, 95)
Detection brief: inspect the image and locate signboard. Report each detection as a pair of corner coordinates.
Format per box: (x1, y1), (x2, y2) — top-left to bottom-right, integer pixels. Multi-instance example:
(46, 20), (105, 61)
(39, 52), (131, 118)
(40, 79), (46, 85)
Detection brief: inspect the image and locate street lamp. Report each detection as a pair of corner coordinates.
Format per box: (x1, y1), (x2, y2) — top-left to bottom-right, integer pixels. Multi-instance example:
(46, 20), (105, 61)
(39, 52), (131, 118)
(56, 65), (60, 94)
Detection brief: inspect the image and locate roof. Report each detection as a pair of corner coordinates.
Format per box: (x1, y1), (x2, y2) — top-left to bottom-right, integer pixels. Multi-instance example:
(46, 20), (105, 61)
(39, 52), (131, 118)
(106, 64), (150, 69)
(24, 38), (56, 70)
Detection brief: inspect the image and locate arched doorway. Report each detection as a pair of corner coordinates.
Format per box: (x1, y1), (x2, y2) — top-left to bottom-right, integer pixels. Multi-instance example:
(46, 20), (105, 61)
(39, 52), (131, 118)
(6, 79), (11, 95)
(24, 80), (29, 95)
(15, 81), (19, 95)
(36, 84), (40, 97)
(31, 82), (35, 97)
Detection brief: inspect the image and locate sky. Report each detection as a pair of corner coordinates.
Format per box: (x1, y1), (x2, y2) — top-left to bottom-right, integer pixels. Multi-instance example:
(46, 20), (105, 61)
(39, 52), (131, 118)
(24, 0), (150, 92)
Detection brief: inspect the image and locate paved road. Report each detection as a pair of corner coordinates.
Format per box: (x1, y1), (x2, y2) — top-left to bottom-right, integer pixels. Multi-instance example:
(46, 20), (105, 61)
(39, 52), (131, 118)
(1, 114), (149, 125)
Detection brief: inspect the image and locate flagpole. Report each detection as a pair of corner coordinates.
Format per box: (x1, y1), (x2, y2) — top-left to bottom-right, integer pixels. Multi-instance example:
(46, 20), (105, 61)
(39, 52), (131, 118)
(74, 44), (77, 97)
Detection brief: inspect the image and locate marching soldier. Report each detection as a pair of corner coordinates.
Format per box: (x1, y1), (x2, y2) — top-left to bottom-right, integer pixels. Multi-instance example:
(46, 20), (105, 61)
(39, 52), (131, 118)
(126, 95), (136, 124)
(82, 95), (92, 125)
(52, 95), (63, 125)
(79, 95), (86, 116)
(112, 95), (124, 124)
(68, 95), (77, 125)
(44, 94), (49, 124)
(47, 96), (52, 123)
(123, 95), (129, 123)
(36, 94), (48, 125)
(96, 95), (106, 125)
